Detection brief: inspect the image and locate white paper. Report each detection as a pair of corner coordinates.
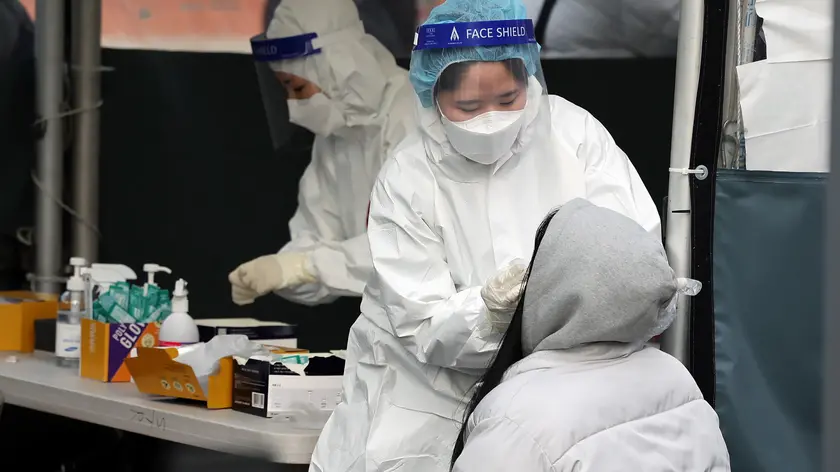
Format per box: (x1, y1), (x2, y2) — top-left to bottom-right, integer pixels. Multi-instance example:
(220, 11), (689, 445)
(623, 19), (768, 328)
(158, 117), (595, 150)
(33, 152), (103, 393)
(174, 335), (262, 393)
(756, 0), (833, 62)
(738, 60), (830, 172)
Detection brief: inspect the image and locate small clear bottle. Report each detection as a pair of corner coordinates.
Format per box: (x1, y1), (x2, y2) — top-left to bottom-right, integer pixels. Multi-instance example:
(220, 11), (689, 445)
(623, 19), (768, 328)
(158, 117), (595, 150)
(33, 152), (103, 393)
(56, 257), (87, 367)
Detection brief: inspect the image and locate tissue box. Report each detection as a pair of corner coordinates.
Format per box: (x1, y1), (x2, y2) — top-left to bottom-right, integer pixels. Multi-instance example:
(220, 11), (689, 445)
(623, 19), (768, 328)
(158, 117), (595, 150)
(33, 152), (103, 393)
(80, 318), (159, 382)
(0, 291), (59, 352)
(196, 318), (297, 348)
(232, 350), (344, 418)
(125, 347), (234, 409)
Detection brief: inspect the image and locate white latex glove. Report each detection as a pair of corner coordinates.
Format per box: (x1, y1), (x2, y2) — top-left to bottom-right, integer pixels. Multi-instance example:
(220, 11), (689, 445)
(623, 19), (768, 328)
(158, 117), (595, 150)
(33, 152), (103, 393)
(229, 253), (317, 305)
(479, 260), (528, 335)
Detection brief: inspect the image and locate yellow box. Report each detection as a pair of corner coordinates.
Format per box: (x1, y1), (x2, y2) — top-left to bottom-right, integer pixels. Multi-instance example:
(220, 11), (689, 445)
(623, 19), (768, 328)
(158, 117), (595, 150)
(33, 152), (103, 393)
(125, 347), (235, 409)
(80, 318), (159, 382)
(0, 291), (59, 352)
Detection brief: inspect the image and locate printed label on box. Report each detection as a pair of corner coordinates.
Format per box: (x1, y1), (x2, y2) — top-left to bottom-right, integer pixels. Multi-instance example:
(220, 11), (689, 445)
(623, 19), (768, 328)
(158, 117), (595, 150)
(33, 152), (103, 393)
(232, 357), (343, 418)
(81, 318), (159, 382)
(107, 323), (157, 380)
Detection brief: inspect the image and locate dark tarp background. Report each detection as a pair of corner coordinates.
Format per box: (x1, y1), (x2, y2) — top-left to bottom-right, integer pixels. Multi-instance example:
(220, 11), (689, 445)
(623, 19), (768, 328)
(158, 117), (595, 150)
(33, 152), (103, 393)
(713, 170), (825, 472)
(0, 0), (36, 289)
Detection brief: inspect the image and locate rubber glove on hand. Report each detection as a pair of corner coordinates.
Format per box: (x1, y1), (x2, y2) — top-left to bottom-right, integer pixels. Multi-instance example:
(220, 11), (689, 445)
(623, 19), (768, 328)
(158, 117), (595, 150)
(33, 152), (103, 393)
(229, 253), (317, 305)
(479, 260), (528, 335)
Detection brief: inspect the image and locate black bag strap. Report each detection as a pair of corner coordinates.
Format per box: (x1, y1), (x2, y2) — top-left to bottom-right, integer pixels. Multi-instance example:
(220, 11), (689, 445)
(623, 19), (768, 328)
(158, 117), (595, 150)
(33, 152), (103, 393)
(535, 0), (559, 45)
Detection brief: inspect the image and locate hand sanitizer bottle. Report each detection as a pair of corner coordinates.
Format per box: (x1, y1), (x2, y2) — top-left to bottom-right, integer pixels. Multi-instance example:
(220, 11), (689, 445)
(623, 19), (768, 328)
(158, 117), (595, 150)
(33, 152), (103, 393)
(56, 257), (87, 367)
(142, 263), (171, 296)
(159, 279), (199, 347)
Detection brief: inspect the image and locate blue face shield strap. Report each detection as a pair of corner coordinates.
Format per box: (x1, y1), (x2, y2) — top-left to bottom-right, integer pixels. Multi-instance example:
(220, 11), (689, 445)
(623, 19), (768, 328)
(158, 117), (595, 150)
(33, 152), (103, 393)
(250, 32), (321, 62)
(413, 19), (536, 51)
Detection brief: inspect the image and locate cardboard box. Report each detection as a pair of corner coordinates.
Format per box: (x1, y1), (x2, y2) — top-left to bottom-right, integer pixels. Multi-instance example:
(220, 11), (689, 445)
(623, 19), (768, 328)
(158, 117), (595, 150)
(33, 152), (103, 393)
(0, 292), (59, 352)
(80, 318), (159, 382)
(125, 346), (234, 409)
(196, 318), (297, 348)
(233, 352), (344, 418)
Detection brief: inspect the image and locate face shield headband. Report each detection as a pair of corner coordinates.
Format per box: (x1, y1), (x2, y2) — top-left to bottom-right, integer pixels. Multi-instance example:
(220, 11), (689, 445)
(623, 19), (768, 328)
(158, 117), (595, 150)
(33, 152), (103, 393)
(250, 32), (322, 62)
(251, 21), (365, 65)
(413, 19), (537, 51)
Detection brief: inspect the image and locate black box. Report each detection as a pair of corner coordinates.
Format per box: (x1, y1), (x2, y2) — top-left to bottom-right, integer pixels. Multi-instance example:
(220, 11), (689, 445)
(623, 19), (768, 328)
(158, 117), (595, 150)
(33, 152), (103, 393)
(232, 354), (344, 418)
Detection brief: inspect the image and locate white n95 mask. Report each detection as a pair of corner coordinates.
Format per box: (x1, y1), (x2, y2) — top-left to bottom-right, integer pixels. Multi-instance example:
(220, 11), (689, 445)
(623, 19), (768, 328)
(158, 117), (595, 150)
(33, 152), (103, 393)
(288, 93), (346, 136)
(440, 109), (526, 165)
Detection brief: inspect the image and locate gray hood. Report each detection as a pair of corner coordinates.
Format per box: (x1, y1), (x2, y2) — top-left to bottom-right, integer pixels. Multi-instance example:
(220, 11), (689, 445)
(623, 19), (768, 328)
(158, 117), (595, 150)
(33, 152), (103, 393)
(522, 199), (678, 354)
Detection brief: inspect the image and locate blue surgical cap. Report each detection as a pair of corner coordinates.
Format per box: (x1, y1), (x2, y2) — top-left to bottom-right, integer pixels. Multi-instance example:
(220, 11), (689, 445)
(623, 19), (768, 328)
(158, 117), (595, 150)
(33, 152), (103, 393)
(409, 0), (541, 108)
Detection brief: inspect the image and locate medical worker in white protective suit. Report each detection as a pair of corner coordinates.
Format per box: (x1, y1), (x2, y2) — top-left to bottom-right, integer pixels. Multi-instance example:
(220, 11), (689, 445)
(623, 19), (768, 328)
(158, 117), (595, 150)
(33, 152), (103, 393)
(450, 199), (730, 471)
(229, 0), (415, 306)
(308, 0), (660, 470)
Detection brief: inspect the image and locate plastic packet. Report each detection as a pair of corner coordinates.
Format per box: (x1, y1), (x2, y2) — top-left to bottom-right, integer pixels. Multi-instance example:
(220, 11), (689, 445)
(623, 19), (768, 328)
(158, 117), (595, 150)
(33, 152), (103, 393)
(110, 282), (131, 310)
(109, 302), (135, 323)
(146, 300), (171, 323)
(143, 285), (161, 317)
(277, 354), (309, 365)
(146, 306), (172, 323)
(92, 297), (113, 323)
(128, 285), (148, 320)
(96, 293), (117, 312)
(156, 289), (170, 309)
(149, 289), (171, 322)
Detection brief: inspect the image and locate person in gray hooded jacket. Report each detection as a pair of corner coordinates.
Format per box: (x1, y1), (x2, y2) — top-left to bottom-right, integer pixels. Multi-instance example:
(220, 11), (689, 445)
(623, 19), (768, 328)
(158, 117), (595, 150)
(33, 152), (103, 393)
(450, 199), (731, 471)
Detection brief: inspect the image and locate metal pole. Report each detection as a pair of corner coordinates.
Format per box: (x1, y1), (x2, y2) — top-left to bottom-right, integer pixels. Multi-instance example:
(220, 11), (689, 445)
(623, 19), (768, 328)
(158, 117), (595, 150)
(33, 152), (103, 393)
(71, 0), (102, 263)
(718, 0), (742, 169)
(660, 0), (705, 365)
(822, 1), (840, 469)
(34, 0), (66, 295)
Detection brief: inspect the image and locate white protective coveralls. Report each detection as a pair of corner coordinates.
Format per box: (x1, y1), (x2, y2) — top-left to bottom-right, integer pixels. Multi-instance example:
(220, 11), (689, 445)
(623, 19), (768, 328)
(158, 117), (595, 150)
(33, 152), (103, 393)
(232, 0), (415, 306)
(308, 1), (661, 470)
(452, 199), (730, 471)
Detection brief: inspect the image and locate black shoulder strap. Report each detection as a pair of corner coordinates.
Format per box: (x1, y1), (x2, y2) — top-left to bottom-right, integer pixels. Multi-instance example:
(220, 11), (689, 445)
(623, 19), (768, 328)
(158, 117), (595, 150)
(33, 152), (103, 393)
(535, 0), (559, 45)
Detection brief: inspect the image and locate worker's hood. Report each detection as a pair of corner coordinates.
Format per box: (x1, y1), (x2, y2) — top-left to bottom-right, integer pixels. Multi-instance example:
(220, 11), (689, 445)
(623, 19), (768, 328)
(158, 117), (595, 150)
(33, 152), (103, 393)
(266, 0), (404, 128)
(521, 199), (684, 354)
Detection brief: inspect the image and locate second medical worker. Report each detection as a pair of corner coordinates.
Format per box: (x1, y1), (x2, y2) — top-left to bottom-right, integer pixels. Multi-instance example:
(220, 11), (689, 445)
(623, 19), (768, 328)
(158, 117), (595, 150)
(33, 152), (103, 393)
(308, 0), (661, 471)
(229, 0), (415, 306)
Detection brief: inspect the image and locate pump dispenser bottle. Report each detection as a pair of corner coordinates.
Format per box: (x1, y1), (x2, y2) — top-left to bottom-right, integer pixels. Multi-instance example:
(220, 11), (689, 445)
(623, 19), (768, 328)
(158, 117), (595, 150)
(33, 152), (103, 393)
(159, 279), (199, 347)
(56, 257), (87, 367)
(142, 263), (171, 295)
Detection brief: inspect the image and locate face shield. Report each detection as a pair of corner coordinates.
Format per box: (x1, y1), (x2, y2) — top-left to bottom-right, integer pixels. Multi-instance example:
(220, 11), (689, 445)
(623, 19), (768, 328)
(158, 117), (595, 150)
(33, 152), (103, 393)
(411, 19), (548, 165)
(250, 32), (324, 149)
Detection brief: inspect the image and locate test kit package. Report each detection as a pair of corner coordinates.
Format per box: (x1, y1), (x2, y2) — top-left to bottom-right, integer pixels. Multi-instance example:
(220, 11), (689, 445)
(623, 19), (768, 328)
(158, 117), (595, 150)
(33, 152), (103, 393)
(0, 292), (58, 353)
(80, 318), (159, 382)
(232, 351), (344, 418)
(126, 335), (263, 409)
(126, 346), (234, 409)
(196, 318), (297, 348)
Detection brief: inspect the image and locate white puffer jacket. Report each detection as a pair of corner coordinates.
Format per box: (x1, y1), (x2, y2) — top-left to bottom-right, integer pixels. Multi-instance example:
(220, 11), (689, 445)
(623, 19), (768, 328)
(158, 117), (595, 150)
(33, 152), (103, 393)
(453, 200), (731, 471)
(454, 345), (731, 471)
